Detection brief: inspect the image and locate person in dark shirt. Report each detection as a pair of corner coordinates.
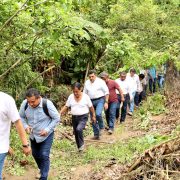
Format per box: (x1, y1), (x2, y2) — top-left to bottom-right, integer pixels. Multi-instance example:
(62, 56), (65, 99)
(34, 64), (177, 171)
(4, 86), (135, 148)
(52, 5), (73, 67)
(99, 72), (124, 134)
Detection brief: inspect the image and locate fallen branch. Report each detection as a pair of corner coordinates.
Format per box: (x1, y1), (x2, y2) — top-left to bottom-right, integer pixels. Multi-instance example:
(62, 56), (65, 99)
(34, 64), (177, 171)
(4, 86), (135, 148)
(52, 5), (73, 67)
(85, 139), (115, 144)
(0, 59), (21, 79)
(60, 132), (74, 142)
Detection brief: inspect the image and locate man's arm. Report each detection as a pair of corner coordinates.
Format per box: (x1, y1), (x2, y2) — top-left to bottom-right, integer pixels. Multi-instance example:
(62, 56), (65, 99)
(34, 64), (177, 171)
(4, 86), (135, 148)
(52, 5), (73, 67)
(15, 120), (31, 155)
(60, 106), (68, 115)
(89, 106), (96, 123)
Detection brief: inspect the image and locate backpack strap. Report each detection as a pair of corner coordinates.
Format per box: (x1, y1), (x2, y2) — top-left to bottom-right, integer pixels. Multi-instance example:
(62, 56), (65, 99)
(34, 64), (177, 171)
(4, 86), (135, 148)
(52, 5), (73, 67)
(24, 101), (28, 111)
(24, 98), (51, 118)
(42, 98), (51, 118)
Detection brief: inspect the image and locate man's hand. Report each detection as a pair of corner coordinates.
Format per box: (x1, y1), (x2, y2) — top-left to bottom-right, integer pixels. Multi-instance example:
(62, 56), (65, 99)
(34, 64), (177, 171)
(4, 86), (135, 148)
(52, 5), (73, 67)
(8, 147), (14, 156)
(121, 97), (125, 102)
(40, 130), (48, 136)
(91, 115), (96, 124)
(25, 126), (32, 134)
(22, 146), (31, 156)
(104, 102), (108, 110)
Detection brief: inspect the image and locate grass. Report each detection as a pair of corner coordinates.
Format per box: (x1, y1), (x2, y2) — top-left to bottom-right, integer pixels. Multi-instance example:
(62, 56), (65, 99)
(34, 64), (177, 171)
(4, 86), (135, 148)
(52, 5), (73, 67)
(50, 125), (175, 179)
(133, 93), (166, 130)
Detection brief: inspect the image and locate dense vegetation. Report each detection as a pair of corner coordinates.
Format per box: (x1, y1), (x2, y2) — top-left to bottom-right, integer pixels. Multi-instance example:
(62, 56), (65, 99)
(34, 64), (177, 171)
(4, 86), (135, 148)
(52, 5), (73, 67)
(0, 0), (179, 100)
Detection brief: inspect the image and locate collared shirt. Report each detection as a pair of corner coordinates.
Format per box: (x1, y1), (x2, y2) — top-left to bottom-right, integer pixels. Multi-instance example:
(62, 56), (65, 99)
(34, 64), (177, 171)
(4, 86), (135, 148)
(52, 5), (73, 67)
(66, 93), (92, 115)
(115, 78), (131, 95)
(0, 92), (20, 153)
(19, 98), (60, 143)
(126, 73), (141, 93)
(84, 77), (109, 99)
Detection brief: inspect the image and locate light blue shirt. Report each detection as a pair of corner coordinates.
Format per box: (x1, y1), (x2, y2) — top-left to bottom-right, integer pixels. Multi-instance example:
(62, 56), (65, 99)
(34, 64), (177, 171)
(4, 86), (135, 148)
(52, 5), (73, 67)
(148, 67), (156, 79)
(19, 98), (60, 143)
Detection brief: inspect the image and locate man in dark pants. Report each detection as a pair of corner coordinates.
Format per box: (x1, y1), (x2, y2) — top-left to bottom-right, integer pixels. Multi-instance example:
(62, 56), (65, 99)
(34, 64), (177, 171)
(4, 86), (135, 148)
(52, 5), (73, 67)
(61, 82), (96, 151)
(19, 88), (60, 180)
(148, 66), (157, 94)
(115, 72), (131, 123)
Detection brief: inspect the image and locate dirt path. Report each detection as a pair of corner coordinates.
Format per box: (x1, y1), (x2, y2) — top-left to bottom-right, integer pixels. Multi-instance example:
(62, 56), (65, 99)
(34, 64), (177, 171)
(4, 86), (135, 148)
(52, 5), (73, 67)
(3, 115), (160, 180)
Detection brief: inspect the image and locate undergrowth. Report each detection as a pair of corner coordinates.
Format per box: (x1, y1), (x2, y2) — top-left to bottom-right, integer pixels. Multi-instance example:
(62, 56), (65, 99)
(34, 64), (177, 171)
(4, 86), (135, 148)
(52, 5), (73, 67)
(133, 93), (166, 130)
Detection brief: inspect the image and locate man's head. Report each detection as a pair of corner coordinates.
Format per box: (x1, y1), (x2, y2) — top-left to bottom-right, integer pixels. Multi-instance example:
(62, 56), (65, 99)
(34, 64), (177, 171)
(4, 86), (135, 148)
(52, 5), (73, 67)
(88, 70), (97, 83)
(139, 74), (145, 81)
(120, 71), (127, 81)
(130, 68), (136, 77)
(99, 71), (109, 82)
(71, 82), (82, 98)
(26, 88), (41, 108)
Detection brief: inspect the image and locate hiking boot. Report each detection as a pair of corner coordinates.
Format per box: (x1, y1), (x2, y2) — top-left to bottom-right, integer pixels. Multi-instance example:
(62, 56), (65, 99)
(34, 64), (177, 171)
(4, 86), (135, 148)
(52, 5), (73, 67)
(128, 112), (133, 116)
(91, 136), (100, 140)
(108, 129), (113, 135)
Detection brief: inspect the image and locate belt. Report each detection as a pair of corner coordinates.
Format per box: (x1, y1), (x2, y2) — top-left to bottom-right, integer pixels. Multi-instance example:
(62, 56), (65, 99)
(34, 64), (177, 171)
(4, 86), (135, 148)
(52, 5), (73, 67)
(91, 96), (104, 101)
(72, 113), (88, 118)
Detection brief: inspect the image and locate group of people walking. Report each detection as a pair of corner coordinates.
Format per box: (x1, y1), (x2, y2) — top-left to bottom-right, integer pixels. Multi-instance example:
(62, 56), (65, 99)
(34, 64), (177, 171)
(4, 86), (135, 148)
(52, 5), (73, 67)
(0, 66), (165, 180)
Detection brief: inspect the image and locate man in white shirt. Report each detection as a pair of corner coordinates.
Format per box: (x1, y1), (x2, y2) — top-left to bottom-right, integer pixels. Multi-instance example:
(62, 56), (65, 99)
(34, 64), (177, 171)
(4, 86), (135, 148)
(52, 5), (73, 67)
(0, 92), (31, 180)
(115, 72), (132, 123)
(84, 70), (109, 139)
(126, 68), (140, 116)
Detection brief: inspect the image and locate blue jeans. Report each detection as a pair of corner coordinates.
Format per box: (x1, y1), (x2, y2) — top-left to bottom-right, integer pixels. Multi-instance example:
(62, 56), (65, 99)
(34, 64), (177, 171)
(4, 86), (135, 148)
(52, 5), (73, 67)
(91, 97), (105, 137)
(129, 91), (136, 113)
(0, 153), (7, 180)
(30, 132), (54, 180)
(149, 78), (156, 93)
(158, 75), (164, 88)
(105, 102), (117, 130)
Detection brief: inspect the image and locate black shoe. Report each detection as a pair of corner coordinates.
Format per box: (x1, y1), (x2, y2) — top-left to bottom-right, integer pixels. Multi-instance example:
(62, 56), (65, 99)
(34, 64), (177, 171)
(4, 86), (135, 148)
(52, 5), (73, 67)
(91, 136), (100, 140)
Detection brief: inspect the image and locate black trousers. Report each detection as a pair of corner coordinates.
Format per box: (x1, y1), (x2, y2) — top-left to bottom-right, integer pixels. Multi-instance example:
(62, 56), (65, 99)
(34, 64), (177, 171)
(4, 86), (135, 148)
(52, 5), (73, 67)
(116, 94), (130, 122)
(72, 114), (88, 148)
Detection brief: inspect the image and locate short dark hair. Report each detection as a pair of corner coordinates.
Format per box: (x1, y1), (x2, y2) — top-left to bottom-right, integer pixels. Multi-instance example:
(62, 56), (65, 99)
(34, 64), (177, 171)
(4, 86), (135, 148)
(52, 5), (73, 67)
(130, 68), (136, 73)
(120, 71), (127, 76)
(71, 82), (82, 90)
(139, 74), (145, 79)
(26, 88), (40, 98)
(88, 70), (96, 75)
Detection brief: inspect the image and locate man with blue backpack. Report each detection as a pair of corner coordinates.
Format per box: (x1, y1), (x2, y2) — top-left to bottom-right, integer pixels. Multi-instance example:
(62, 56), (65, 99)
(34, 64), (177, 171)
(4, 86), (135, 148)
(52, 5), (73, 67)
(19, 88), (60, 180)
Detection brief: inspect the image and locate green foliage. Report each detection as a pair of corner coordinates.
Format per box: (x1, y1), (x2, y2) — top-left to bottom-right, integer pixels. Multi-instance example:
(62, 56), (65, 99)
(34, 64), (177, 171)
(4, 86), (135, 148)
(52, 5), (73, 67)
(7, 127), (34, 176)
(134, 93), (166, 130)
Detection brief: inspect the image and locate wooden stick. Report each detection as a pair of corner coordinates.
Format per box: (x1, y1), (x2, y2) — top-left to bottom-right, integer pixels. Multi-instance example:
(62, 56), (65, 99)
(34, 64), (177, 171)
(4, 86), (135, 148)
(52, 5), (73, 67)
(0, 59), (21, 79)
(85, 139), (115, 144)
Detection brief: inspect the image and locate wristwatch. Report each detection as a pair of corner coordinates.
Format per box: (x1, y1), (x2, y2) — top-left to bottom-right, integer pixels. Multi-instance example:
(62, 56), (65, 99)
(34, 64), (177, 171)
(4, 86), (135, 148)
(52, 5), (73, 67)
(22, 144), (29, 148)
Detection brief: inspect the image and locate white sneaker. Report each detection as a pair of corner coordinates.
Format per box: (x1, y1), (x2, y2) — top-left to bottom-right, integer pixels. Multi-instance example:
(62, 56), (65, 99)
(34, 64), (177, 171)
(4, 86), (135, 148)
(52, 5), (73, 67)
(128, 112), (133, 116)
(78, 145), (84, 152)
(108, 129), (113, 135)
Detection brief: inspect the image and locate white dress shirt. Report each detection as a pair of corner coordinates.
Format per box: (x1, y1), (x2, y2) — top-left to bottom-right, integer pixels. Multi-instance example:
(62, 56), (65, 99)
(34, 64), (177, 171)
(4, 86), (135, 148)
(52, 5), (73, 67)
(126, 73), (141, 93)
(115, 78), (131, 94)
(0, 92), (20, 153)
(84, 77), (109, 99)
